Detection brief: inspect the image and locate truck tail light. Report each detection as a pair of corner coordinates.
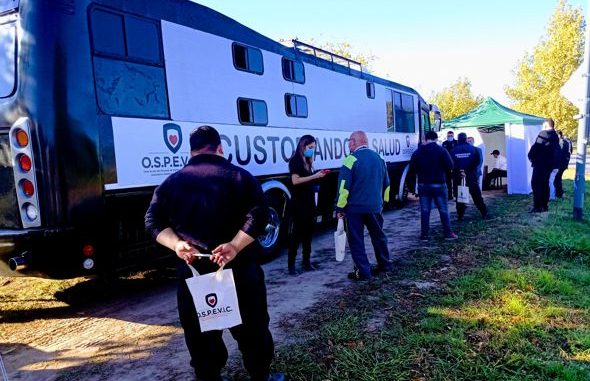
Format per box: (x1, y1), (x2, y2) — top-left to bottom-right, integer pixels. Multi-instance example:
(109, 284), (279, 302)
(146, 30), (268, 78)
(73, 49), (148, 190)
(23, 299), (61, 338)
(15, 128), (29, 147)
(10, 118), (42, 228)
(20, 179), (35, 197)
(17, 154), (32, 172)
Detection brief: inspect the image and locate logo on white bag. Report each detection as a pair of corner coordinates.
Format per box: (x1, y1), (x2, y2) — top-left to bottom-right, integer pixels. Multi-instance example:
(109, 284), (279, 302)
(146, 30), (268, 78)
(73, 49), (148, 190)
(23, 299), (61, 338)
(206, 293), (218, 308)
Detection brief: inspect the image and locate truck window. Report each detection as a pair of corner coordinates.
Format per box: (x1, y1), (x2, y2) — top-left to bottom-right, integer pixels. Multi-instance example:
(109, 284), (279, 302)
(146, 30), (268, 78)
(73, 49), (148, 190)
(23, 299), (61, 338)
(237, 98), (268, 125)
(282, 58), (305, 83)
(394, 91), (415, 133)
(285, 94), (308, 118)
(90, 8), (169, 118)
(366, 82), (375, 99)
(233, 43), (263, 75)
(0, 22), (16, 98)
(125, 16), (162, 64)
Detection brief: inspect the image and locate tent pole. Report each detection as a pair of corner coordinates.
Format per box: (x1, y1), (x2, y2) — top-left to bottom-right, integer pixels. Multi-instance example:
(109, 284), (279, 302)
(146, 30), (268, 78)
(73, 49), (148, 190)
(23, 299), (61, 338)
(573, 1), (590, 220)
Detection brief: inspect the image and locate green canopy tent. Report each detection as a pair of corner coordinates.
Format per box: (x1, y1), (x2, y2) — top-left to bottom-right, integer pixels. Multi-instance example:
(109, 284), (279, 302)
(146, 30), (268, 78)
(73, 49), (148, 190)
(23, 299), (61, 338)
(442, 97), (544, 194)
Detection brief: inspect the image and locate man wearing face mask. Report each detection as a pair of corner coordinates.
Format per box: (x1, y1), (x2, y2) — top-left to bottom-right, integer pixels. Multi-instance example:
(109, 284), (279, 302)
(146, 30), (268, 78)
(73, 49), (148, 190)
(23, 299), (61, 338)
(442, 131), (457, 200)
(145, 126), (284, 381)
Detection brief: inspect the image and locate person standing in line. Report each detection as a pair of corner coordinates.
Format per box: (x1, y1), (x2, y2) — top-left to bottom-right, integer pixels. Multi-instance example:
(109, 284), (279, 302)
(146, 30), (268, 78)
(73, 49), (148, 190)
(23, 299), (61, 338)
(528, 118), (560, 212)
(553, 130), (571, 199)
(485, 149), (508, 189)
(467, 136), (484, 190)
(145, 126), (284, 381)
(410, 131), (457, 242)
(287, 135), (329, 275)
(451, 132), (488, 220)
(335, 131), (392, 281)
(442, 130), (457, 200)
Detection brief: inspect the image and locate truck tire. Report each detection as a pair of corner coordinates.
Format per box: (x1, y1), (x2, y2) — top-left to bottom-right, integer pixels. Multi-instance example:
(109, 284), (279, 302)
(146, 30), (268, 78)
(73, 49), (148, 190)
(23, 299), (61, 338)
(258, 185), (290, 259)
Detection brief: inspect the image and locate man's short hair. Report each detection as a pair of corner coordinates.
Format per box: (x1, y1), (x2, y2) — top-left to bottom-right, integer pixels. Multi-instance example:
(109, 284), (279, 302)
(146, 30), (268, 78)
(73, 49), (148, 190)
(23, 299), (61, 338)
(491, 149), (500, 155)
(544, 118), (555, 129)
(557, 130), (564, 138)
(457, 132), (467, 142)
(190, 125), (221, 152)
(447, 131), (454, 135)
(425, 131), (438, 141)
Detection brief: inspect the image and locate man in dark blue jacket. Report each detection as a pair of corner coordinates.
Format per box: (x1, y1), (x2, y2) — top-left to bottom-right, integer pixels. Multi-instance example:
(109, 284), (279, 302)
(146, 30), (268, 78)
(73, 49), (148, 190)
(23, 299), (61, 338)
(336, 131), (392, 281)
(528, 119), (560, 212)
(442, 130), (457, 200)
(553, 130), (572, 199)
(451, 132), (488, 220)
(410, 131), (457, 241)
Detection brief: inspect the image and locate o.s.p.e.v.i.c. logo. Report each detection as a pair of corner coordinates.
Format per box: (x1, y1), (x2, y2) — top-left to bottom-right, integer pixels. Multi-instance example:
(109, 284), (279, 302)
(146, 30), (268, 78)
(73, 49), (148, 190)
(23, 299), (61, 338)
(205, 293), (218, 308)
(163, 123), (183, 154)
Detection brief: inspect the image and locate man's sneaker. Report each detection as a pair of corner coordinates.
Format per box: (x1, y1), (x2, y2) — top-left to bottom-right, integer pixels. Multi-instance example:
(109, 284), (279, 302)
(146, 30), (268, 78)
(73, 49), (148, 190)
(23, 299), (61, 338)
(530, 207), (543, 213)
(445, 232), (458, 240)
(420, 235), (429, 242)
(347, 270), (370, 281)
(288, 268), (298, 276)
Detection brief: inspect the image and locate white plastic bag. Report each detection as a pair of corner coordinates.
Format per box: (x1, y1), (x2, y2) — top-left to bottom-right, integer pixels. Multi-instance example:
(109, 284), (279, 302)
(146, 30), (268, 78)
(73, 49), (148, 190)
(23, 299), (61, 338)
(186, 265), (242, 332)
(456, 177), (471, 204)
(334, 218), (347, 262)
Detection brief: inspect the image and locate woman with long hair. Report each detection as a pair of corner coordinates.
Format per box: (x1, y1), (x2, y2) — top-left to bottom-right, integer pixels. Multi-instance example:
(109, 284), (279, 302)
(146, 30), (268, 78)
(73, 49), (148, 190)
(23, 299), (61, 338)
(287, 135), (329, 275)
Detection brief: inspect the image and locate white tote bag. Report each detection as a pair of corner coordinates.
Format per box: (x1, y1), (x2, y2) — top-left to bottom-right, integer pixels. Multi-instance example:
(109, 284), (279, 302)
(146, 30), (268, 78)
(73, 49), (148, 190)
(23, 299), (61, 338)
(186, 265), (242, 332)
(334, 218), (347, 262)
(456, 177), (471, 204)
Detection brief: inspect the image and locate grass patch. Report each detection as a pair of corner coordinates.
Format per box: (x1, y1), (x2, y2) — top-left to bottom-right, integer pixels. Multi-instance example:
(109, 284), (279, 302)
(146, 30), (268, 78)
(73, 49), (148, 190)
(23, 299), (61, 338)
(276, 180), (590, 380)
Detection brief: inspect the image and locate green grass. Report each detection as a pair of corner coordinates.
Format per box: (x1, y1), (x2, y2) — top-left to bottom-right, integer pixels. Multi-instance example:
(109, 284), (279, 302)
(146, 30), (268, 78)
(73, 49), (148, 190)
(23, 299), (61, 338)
(274, 180), (590, 380)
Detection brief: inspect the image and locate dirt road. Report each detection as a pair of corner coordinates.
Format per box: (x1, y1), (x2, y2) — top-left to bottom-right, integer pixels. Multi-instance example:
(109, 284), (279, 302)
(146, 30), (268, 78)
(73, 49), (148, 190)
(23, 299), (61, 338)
(0, 194), (499, 381)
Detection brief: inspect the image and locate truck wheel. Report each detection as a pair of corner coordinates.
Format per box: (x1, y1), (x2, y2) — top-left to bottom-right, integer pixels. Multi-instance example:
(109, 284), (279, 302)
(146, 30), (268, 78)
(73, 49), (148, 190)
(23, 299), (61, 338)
(258, 188), (290, 258)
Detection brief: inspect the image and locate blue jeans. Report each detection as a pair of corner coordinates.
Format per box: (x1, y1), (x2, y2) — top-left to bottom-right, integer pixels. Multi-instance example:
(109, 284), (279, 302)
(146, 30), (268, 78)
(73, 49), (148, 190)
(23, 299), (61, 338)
(418, 183), (452, 237)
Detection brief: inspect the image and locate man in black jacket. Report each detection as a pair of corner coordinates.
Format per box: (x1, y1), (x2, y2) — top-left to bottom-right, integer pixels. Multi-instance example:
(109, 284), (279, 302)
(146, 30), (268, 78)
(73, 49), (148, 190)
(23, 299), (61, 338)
(410, 131), (457, 241)
(145, 126), (284, 381)
(442, 130), (457, 200)
(528, 119), (560, 212)
(553, 130), (572, 199)
(451, 132), (488, 220)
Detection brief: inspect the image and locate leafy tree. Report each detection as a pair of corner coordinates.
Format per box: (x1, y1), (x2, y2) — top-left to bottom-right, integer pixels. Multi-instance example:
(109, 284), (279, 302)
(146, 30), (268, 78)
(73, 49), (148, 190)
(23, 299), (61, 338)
(429, 78), (483, 121)
(505, 0), (584, 137)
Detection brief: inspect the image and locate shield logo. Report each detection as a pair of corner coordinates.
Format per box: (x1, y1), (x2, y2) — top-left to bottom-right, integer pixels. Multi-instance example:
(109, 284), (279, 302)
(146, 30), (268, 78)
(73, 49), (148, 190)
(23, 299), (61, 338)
(163, 123), (183, 154)
(406, 135), (411, 148)
(205, 293), (217, 308)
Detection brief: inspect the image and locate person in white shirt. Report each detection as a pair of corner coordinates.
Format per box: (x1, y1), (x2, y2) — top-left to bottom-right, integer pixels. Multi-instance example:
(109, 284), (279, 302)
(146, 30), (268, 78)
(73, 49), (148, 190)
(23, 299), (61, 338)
(486, 149), (507, 189)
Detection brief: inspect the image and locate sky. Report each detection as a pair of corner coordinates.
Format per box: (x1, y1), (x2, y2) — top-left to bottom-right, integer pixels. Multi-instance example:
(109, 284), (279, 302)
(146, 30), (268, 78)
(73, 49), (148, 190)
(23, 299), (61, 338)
(192, 0), (587, 106)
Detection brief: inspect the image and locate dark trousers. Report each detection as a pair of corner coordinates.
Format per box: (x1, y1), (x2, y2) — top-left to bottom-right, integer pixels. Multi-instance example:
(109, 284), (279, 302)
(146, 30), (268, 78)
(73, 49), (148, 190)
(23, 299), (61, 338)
(418, 184), (452, 237)
(486, 169), (507, 188)
(288, 212), (314, 269)
(554, 166), (566, 198)
(454, 177), (487, 218)
(445, 171), (454, 200)
(177, 263), (274, 381)
(532, 167), (552, 209)
(346, 212), (392, 279)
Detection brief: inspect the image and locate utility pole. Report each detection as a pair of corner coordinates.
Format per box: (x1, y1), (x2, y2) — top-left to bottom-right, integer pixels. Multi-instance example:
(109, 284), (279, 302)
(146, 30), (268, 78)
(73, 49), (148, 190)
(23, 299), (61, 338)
(573, 1), (590, 220)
